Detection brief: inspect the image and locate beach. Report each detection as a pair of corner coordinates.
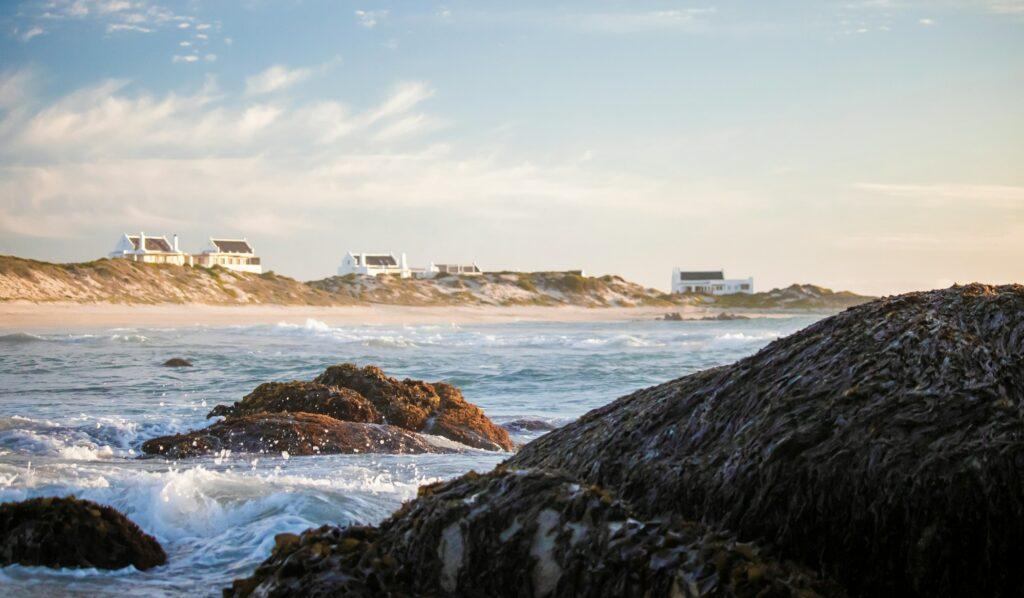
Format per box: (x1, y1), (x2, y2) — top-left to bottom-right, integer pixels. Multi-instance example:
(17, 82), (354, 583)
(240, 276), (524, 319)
(0, 301), (713, 331)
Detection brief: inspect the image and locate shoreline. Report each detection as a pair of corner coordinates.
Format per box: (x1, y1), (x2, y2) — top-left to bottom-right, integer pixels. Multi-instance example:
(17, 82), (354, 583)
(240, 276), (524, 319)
(0, 301), (716, 331)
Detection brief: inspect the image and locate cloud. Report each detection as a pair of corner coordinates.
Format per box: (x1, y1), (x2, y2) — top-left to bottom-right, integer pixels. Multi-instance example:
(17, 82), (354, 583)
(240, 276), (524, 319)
(245, 65), (313, 96)
(0, 75), (651, 241)
(919, 17), (935, 25)
(855, 183), (1024, 207)
(575, 9), (714, 33)
(29, 0), (201, 37)
(172, 54), (199, 63)
(354, 9), (388, 28)
(19, 27), (46, 42)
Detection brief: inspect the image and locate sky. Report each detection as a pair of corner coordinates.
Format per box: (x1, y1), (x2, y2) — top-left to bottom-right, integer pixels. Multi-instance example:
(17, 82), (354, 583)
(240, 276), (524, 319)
(0, 0), (1022, 295)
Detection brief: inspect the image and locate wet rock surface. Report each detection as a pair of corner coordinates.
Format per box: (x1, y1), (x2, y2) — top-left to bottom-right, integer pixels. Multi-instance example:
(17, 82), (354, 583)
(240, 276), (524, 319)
(226, 469), (840, 598)
(313, 364), (514, 451)
(208, 381), (382, 424)
(502, 418), (559, 432)
(0, 496), (166, 571)
(511, 284), (1024, 596)
(161, 357), (192, 367)
(141, 412), (447, 458)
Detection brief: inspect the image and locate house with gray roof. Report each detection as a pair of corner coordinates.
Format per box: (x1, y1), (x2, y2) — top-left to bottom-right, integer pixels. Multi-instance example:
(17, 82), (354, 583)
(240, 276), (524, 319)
(671, 268), (753, 295)
(338, 251), (410, 278)
(109, 232), (190, 266)
(197, 238), (262, 274)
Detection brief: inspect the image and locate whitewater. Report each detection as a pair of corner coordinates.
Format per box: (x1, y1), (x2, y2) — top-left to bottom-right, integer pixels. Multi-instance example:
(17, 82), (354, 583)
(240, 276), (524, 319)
(0, 315), (820, 596)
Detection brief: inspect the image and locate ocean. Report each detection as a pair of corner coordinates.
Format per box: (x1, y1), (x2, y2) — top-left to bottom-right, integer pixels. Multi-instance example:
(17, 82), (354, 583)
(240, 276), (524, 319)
(0, 314), (820, 596)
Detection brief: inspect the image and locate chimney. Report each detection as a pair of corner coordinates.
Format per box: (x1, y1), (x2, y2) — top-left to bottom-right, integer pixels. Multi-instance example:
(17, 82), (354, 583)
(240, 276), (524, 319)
(173, 234), (179, 252)
(139, 231), (146, 253)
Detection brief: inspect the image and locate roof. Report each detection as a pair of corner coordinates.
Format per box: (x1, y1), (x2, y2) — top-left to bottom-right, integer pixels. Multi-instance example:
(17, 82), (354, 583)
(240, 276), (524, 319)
(678, 270), (724, 281)
(211, 239), (253, 254)
(352, 253), (398, 267)
(128, 235), (173, 252)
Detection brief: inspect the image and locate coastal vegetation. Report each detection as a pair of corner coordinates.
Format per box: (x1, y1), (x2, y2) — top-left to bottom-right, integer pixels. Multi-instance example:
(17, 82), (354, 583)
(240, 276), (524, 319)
(0, 255), (873, 310)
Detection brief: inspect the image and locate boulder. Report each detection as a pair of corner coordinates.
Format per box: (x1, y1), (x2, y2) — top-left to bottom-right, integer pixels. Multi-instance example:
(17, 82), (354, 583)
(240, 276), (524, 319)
(208, 381), (381, 424)
(312, 364), (515, 451)
(161, 357), (192, 367)
(0, 496), (166, 571)
(225, 469), (840, 597)
(510, 284), (1024, 596)
(141, 412), (448, 458)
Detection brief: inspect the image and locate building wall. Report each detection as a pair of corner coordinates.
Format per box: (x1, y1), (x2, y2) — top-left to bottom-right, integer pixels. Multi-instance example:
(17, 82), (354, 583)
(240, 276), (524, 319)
(197, 253), (262, 274)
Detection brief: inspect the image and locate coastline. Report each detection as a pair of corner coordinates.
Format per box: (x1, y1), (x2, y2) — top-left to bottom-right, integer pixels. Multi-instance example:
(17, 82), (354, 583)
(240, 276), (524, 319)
(0, 301), (718, 331)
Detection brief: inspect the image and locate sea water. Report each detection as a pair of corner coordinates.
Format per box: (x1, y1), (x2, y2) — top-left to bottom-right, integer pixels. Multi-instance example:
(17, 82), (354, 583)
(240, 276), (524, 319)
(0, 315), (820, 596)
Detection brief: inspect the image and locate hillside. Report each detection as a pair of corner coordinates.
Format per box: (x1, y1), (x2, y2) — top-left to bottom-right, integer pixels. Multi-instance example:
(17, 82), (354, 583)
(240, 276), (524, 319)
(308, 271), (677, 307)
(0, 256), (344, 305)
(0, 255), (875, 310)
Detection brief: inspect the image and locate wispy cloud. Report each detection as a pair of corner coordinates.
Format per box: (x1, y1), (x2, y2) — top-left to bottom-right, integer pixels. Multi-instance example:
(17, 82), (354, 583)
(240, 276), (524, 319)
(354, 9), (388, 28)
(856, 183), (1024, 207)
(19, 27), (46, 42)
(245, 65), (313, 96)
(0, 73), (648, 239)
(574, 9), (714, 33)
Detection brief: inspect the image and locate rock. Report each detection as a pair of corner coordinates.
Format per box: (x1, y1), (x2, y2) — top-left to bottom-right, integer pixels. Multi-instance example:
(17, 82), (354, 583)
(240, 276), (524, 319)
(161, 357), (192, 367)
(0, 496), (166, 571)
(510, 284), (1024, 596)
(698, 311), (749, 321)
(660, 311), (683, 321)
(208, 381), (381, 424)
(141, 412), (448, 458)
(312, 364), (514, 451)
(225, 469), (840, 597)
(501, 419), (558, 432)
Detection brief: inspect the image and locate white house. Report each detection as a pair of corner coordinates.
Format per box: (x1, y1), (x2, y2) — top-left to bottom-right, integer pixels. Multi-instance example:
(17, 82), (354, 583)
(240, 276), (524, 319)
(338, 252), (410, 278)
(109, 232), (190, 266)
(417, 262), (483, 278)
(196, 238), (262, 274)
(671, 269), (753, 295)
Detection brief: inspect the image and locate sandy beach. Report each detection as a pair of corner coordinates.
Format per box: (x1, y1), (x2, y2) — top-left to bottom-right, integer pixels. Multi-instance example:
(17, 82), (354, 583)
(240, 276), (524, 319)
(0, 301), (715, 331)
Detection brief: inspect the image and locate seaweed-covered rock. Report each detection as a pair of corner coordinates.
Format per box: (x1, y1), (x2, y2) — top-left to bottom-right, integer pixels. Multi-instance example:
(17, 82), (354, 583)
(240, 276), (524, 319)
(208, 381), (381, 424)
(225, 469), (839, 597)
(162, 357), (192, 367)
(511, 284), (1024, 596)
(0, 496), (166, 570)
(141, 412), (446, 458)
(314, 364), (514, 451)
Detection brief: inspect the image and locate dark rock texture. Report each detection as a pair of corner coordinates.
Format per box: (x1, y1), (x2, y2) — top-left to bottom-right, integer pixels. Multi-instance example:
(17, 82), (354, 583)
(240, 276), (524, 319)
(511, 284), (1024, 596)
(208, 381), (382, 424)
(313, 364), (514, 451)
(141, 412), (446, 458)
(226, 469), (839, 597)
(502, 419), (558, 432)
(0, 496), (166, 571)
(161, 357), (192, 367)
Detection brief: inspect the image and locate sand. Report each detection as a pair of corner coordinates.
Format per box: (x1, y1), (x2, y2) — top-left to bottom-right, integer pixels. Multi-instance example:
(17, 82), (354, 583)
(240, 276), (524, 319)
(0, 302), (716, 332)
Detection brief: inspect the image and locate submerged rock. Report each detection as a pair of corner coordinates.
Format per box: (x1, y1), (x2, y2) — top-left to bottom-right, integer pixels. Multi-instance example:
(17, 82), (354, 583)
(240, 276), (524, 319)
(208, 381), (382, 424)
(225, 469), (839, 597)
(0, 496), (166, 571)
(141, 412), (447, 458)
(161, 357), (192, 367)
(511, 284), (1024, 596)
(501, 418), (558, 432)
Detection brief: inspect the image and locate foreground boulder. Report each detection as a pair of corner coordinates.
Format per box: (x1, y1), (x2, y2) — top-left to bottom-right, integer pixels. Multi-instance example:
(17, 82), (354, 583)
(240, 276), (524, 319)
(226, 469), (839, 597)
(206, 364), (513, 451)
(141, 412), (447, 458)
(161, 357), (192, 367)
(511, 284), (1024, 596)
(0, 496), (166, 570)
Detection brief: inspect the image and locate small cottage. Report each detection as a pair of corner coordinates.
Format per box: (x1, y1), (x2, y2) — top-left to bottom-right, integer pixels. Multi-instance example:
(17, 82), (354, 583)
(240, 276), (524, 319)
(109, 232), (190, 266)
(337, 252), (410, 278)
(671, 269), (753, 295)
(196, 238), (263, 274)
